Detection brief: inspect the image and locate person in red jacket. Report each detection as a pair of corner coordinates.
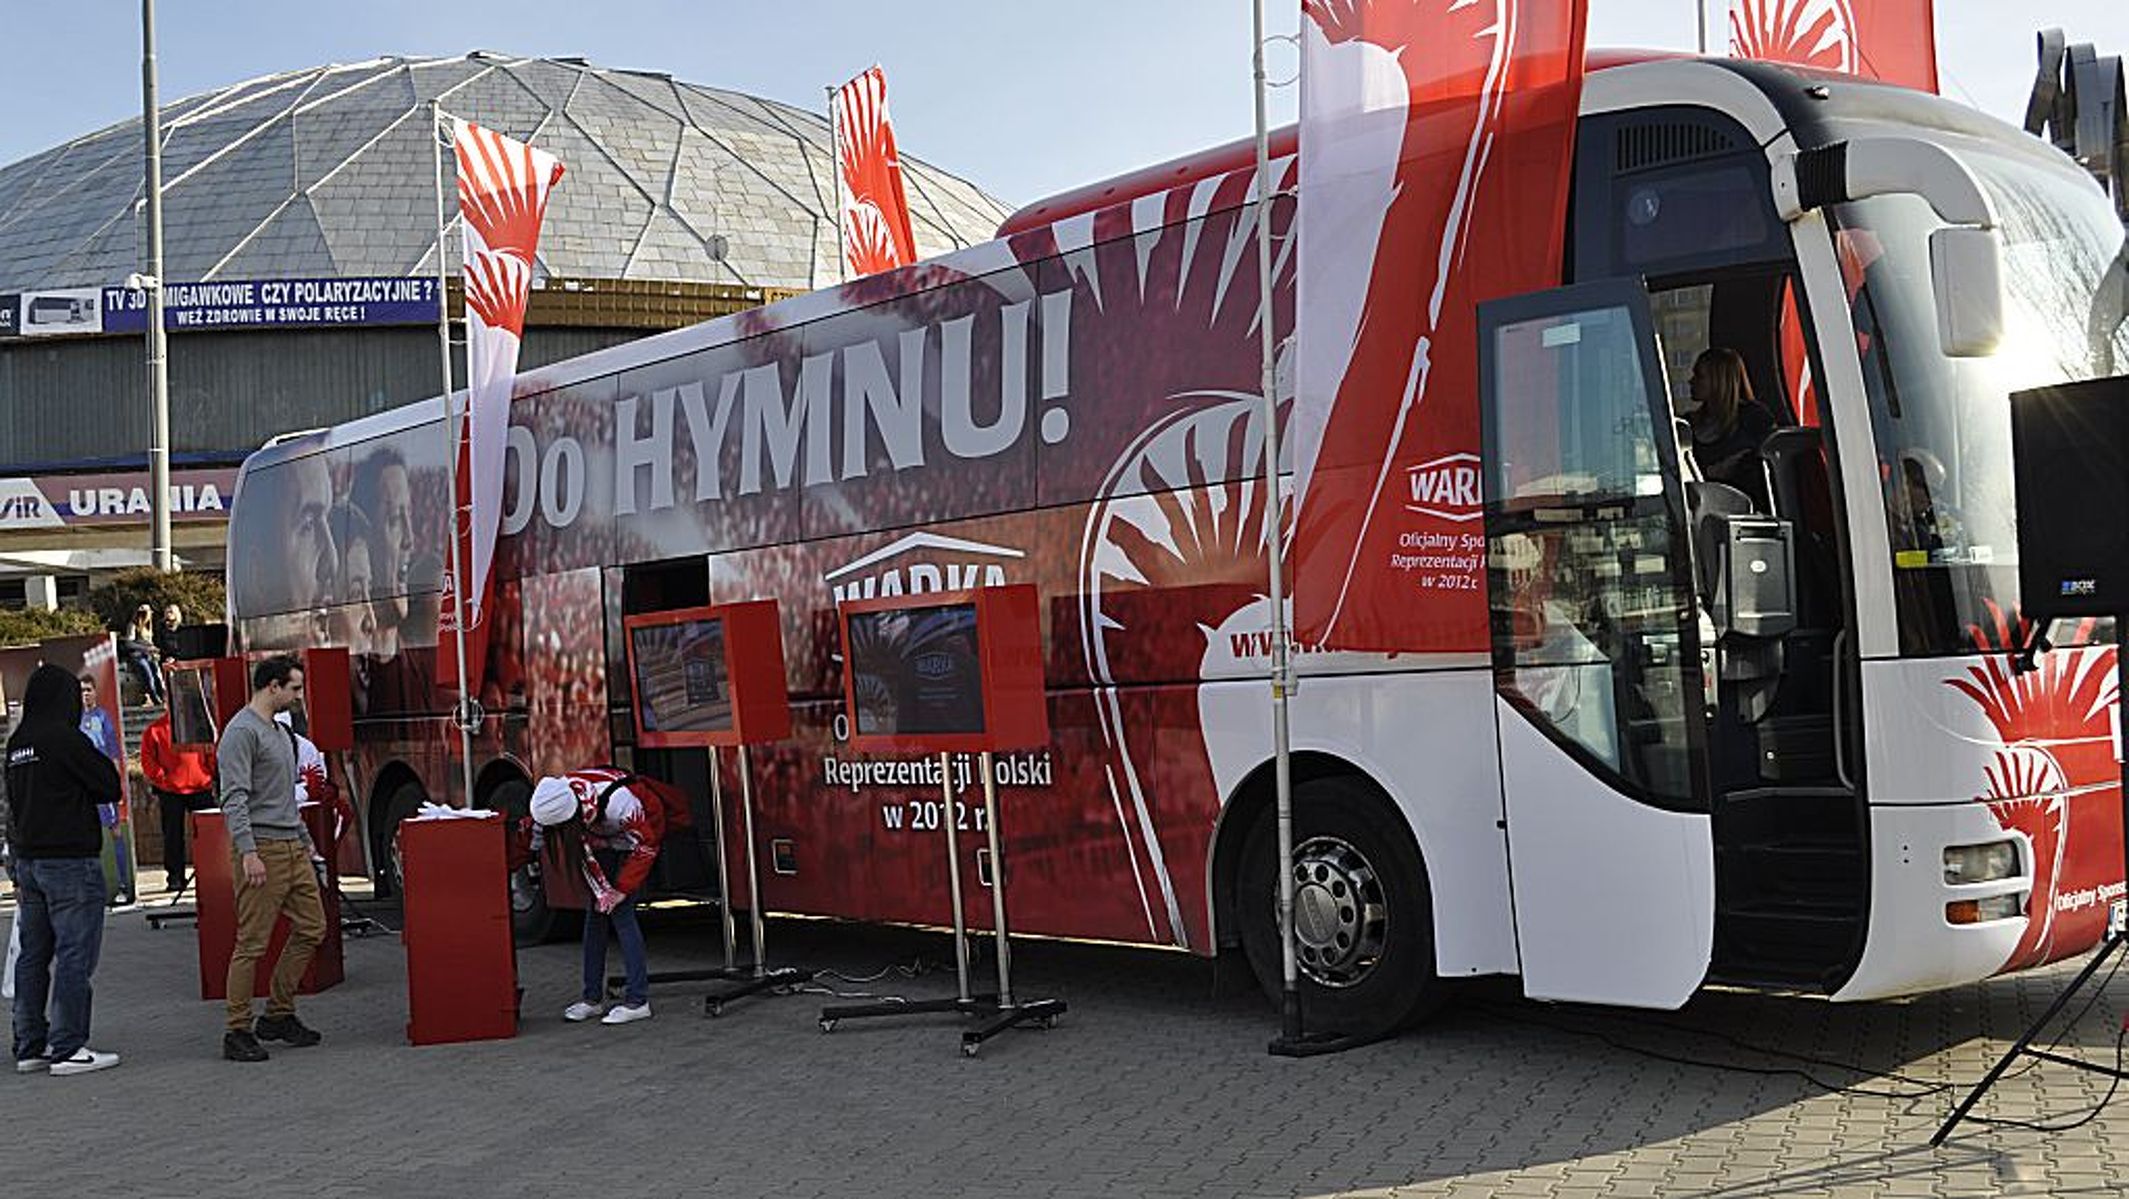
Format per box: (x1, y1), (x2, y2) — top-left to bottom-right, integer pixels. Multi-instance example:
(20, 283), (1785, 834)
(138, 711), (215, 893)
(528, 768), (676, 1026)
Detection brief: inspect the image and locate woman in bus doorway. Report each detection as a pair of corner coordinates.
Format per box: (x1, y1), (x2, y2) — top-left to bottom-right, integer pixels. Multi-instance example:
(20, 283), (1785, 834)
(1682, 346), (1777, 507)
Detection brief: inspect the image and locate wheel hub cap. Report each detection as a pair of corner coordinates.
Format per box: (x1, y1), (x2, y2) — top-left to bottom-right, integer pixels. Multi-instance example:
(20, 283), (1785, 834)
(1286, 836), (1389, 989)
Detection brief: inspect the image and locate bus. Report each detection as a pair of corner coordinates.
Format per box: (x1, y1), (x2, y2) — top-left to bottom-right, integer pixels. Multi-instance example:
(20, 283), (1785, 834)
(226, 51), (2129, 1037)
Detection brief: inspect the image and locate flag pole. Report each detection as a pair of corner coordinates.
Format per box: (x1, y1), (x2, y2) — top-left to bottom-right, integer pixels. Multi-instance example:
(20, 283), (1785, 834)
(1251, 0), (1304, 1052)
(826, 84), (846, 285)
(430, 100), (478, 810)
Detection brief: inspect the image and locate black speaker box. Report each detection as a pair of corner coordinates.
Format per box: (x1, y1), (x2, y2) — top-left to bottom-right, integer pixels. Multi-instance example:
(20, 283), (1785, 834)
(166, 622), (229, 661)
(2012, 375), (2129, 620)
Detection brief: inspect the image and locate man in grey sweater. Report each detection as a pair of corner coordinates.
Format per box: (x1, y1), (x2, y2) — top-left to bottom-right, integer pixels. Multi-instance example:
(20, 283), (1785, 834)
(217, 654), (327, 1063)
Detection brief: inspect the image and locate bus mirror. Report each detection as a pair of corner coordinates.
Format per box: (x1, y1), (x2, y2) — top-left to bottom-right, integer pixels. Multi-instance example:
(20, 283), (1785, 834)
(1929, 226), (2005, 358)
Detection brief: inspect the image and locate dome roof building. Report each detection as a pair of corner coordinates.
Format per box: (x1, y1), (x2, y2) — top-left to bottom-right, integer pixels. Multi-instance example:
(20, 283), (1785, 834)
(0, 53), (1012, 596)
(0, 51), (1011, 292)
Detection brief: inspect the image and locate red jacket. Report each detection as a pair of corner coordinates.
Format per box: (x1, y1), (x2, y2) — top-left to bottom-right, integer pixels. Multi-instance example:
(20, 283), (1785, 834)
(140, 713), (214, 795)
(521, 768), (687, 911)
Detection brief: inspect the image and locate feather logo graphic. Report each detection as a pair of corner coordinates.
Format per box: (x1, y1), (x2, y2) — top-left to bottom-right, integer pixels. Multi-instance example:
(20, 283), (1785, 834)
(454, 122), (565, 337)
(1950, 604), (2122, 971)
(833, 66), (919, 277)
(1729, 0), (1860, 74)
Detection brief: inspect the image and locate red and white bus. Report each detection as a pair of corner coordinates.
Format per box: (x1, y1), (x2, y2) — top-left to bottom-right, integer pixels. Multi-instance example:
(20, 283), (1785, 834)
(227, 51), (2129, 1036)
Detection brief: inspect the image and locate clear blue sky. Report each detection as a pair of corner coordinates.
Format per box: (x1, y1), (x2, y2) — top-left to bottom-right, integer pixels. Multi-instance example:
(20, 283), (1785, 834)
(4, 1), (2124, 206)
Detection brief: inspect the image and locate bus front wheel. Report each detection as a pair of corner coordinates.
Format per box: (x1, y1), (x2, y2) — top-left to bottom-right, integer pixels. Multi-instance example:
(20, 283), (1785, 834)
(1238, 777), (1445, 1037)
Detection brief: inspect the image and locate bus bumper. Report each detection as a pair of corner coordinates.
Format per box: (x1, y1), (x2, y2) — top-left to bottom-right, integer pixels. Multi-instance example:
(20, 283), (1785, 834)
(1832, 801), (2032, 1001)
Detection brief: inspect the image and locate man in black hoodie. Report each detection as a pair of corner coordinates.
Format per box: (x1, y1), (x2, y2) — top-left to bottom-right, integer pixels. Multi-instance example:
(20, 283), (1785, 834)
(6, 663), (122, 1076)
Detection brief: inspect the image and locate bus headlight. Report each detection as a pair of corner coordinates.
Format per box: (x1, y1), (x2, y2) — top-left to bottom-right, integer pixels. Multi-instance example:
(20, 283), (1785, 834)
(1943, 840), (2020, 885)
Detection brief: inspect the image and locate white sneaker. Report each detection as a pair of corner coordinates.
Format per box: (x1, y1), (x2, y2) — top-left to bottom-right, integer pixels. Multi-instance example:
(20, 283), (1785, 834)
(562, 1001), (604, 1023)
(600, 1002), (651, 1025)
(14, 1056), (50, 1074)
(47, 1049), (119, 1076)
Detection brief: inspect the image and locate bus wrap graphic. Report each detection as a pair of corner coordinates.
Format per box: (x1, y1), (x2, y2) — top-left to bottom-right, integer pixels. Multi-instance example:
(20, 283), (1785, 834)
(1952, 608), (2125, 972)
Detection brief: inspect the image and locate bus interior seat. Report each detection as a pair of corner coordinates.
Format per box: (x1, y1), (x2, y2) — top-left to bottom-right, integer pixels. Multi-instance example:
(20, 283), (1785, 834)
(1760, 427), (1841, 629)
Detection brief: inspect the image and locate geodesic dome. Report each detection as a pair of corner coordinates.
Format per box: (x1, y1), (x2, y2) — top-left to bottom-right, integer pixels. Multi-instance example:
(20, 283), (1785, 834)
(0, 51), (1012, 293)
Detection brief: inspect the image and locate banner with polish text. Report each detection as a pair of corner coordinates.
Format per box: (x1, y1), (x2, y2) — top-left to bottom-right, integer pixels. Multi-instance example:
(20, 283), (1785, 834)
(1729, 0), (1938, 94)
(443, 119), (564, 688)
(832, 66), (919, 277)
(1292, 0), (1588, 651)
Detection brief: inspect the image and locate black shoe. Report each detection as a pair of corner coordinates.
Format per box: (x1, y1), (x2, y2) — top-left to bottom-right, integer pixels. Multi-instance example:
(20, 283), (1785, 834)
(223, 1030), (269, 1062)
(253, 1014), (322, 1048)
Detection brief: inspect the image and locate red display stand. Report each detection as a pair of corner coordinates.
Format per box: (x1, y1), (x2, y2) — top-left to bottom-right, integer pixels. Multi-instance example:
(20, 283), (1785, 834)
(400, 816), (518, 1046)
(191, 805), (344, 1001)
(823, 584), (1062, 1055)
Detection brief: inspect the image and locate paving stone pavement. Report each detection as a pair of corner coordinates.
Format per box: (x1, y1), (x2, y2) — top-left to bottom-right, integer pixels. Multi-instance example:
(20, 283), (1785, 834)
(5, 881), (2129, 1198)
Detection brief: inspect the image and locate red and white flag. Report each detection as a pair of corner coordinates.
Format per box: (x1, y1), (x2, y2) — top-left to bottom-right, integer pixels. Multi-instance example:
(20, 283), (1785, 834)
(1292, 0), (1589, 652)
(444, 119), (563, 685)
(1729, 0), (1938, 93)
(831, 66), (919, 277)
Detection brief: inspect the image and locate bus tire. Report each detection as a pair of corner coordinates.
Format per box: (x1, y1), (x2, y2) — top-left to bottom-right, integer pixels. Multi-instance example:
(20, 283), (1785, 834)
(483, 776), (579, 945)
(1237, 776), (1445, 1037)
(371, 780), (427, 899)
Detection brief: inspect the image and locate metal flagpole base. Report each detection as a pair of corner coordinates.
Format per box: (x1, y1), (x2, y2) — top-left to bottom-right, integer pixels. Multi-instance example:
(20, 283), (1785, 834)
(1931, 929), (2129, 1145)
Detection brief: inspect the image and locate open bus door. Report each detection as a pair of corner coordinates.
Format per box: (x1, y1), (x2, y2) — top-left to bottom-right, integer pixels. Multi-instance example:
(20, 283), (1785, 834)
(1479, 278), (1715, 1007)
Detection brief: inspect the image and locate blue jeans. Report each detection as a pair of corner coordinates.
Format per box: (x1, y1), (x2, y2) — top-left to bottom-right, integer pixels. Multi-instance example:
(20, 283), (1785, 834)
(582, 851), (647, 1006)
(11, 857), (107, 1062)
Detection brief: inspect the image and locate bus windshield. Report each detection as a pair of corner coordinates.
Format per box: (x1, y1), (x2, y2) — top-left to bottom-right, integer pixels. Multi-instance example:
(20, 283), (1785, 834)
(1833, 145), (2129, 656)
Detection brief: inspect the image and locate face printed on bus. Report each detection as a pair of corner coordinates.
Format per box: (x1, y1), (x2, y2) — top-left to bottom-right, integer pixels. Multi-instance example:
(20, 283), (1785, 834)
(280, 455), (337, 619)
(369, 461), (414, 625)
(335, 533), (378, 657)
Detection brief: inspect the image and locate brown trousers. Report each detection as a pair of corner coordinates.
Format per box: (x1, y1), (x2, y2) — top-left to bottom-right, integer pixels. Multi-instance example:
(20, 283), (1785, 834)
(225, 838), (327, 1032)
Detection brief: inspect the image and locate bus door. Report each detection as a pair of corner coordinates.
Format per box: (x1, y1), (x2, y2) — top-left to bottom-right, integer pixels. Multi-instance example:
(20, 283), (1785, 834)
(1479, 278), (1716, 1007)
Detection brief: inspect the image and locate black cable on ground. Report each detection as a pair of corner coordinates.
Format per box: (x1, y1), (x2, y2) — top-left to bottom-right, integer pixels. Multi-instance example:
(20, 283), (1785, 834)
(1481, 955), (2129, 1134)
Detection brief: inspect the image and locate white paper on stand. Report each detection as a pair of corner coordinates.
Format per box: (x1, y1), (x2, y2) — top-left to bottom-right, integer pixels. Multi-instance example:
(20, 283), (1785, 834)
(411, 802), (499, 822)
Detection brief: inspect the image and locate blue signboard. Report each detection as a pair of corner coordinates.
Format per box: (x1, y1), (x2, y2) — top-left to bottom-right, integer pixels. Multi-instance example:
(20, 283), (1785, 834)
(101, 276), (440, 332)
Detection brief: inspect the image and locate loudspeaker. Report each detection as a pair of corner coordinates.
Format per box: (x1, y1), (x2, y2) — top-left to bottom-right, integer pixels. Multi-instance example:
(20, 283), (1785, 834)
(2012, 375), (2129, 620)
(167, 622), (229, 661)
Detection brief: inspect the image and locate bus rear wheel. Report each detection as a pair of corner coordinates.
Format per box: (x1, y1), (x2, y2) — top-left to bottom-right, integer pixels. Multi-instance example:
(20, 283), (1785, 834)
(1238, 777), (1445, 1037)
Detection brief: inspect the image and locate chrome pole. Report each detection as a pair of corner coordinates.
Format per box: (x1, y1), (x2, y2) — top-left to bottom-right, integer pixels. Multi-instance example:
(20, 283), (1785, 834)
(826, 84), (846, 286)
(1252, 0), (1303, 1044)
(979, 751), (1013, 1008)
(709, 745), (736, 972)
(430, 101), (477, 809)
(738, 744), (768, 978)
(942, 751), (971, 1003)
(142, 0), (172, 573)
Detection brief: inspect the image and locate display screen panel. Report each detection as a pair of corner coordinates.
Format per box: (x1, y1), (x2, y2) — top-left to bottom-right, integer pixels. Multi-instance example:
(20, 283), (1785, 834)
(629, 617), (734, 735)
(168, 665), (218, 745)
(847, 603), (984, 737)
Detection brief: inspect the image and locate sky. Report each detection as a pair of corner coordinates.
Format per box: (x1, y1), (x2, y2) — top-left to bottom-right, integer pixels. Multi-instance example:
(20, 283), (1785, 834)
(2, 1), (2124, 208)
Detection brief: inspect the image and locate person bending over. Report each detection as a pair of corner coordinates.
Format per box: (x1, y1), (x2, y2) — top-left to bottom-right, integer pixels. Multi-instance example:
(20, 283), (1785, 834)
(527, 768), (680, 1026)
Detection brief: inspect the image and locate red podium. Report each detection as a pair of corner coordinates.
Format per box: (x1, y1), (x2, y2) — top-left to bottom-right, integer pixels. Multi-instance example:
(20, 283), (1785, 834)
(191, 805), (344, 1000)
(400, 815), (518, 1046)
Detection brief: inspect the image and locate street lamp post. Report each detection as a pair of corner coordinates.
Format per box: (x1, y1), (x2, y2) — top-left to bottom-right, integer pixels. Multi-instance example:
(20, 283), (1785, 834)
(142, 0), (173, 572)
